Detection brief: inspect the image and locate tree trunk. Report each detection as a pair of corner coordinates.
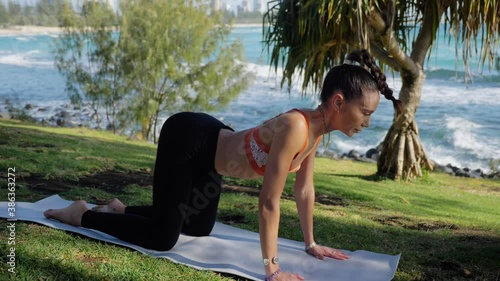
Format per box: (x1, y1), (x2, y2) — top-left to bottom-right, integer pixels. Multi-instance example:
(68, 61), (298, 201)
(377, 68), (434, 180)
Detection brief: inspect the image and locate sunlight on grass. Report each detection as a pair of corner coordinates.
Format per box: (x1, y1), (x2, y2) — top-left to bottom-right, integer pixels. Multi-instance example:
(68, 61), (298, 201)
(0, 119), (499, 280)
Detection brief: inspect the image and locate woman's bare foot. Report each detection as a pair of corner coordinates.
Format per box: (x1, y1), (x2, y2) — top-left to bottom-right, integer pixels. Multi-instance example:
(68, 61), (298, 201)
(43, 200), (89, 226)
(91, 198), (126, 214)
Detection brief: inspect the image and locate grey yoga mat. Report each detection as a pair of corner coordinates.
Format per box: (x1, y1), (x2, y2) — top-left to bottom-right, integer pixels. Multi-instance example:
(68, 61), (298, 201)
(0, 195), (400, 281)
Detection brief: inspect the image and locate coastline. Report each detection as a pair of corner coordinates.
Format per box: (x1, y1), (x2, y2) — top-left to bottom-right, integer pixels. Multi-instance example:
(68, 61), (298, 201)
(0, 24), (263, 36)
(1, 100), (498, 179)
(0, 25), (63, 36)
(0, 24), (498, 177)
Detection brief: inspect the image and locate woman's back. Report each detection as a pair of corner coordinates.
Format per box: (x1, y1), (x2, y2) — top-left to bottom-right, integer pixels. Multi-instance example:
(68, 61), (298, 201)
(214, 109), (321, 179)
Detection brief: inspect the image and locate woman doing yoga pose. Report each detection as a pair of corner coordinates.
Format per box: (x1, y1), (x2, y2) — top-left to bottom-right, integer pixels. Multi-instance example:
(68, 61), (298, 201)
(44, 49), (403, 281)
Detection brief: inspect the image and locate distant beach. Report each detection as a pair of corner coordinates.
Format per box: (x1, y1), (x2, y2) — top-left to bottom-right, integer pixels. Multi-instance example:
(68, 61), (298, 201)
(0, 24), (264, 36)
(0, 25), (63, 36)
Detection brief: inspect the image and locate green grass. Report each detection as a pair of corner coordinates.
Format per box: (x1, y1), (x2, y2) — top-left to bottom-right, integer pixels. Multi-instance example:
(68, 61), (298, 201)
(1, 119), (499, 280)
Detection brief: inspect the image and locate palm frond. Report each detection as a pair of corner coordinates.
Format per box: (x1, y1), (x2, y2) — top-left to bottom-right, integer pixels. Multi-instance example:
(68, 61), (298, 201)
(264, 0), (500, 92)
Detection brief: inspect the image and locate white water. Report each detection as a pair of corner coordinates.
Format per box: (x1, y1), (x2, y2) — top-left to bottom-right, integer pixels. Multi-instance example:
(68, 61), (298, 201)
(0, 28), (499, 173)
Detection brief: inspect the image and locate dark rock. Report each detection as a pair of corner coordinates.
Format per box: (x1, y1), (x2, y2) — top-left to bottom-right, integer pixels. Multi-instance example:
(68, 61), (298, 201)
(469, 173), (481, 179)
(347, 150), (361, 159)
(455, 169), (470, 177)
(446, 164), (459, 173)
(56, 118), (65, 127)
(435, 164), (455, 175)
(24, 104), (33, 110)
(323, 149), (339, 159)
(474, 169), (486, 178)
(470, 169), (483, 178)
(488, 171), (500, 180)
(365, 148), (380, 160)
(443, 166), (455, 175)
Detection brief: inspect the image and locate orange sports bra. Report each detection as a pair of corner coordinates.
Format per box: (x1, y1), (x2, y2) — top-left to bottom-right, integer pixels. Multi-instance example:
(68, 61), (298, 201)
(244, 108), (319, 176)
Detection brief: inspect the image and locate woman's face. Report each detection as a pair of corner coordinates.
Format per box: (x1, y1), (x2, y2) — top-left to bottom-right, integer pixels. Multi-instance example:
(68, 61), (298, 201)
(336, 90), (380, 137)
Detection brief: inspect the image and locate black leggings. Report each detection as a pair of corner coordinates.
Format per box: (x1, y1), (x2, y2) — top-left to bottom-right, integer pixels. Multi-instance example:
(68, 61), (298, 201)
(81, 112), (233, 251)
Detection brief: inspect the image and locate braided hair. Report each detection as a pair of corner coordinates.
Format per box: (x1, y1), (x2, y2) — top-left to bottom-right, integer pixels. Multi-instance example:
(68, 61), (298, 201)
(320, 49), (404, 116)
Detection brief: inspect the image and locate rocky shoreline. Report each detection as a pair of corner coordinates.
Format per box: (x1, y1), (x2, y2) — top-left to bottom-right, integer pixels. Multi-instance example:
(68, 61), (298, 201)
(1, 101), (104, 129)
(2, 100), (499, 180)
(316, 145), (500, 180)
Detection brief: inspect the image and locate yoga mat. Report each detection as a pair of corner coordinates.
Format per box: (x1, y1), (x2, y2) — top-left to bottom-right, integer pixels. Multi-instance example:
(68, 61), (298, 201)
(0, 195), (400, 281)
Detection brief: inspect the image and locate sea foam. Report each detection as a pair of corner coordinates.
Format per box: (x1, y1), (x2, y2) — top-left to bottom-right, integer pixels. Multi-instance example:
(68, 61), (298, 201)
(0, 53), (53, 68)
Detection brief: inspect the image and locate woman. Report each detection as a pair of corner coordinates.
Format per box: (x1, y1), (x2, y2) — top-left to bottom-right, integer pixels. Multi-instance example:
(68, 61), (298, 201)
(44, 49), (403, 281)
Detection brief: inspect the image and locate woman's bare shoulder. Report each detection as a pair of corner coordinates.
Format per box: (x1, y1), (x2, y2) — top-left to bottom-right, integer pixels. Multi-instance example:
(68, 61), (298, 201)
(267, 111), (309, 144)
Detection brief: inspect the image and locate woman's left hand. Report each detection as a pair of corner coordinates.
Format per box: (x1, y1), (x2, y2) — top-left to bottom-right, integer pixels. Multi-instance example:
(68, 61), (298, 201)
(307, 245), (350, 261)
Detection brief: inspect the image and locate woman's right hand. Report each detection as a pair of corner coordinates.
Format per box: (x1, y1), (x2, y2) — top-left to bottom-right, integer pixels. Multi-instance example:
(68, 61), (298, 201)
(271, 270), (304, 281)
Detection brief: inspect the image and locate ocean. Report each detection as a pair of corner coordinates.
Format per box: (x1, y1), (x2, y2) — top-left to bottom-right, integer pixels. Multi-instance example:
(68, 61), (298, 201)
(0, 26), (499, 173)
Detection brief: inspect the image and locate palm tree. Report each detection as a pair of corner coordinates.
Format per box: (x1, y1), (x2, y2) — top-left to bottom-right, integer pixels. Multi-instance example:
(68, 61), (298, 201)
(263, 0), (499, 180)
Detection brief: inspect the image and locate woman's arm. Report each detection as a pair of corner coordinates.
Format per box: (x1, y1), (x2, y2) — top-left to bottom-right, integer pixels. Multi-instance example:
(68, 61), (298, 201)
(259, 114), (306, 277)
(294, 142), (319, 248)
(295, 141), (350, 261)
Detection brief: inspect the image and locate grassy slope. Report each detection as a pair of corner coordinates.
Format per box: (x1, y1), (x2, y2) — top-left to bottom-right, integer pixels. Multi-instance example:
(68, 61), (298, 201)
(0, 119), (499, 280)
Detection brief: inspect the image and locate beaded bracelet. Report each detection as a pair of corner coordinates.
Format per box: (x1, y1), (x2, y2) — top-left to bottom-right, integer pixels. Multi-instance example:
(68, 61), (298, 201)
(264, 268), (282, 281)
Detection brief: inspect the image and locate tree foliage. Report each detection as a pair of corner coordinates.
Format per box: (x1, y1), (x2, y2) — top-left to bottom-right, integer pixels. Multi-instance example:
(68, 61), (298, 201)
(264, 0), (499, 90)
(0, 2), (9, 26)
(54, 0), (251, 142)
(264, 0), (499, 180)
(1, 0), (67, 26)
(54, 1), (122, 131)
(118, 0), (250, 142)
